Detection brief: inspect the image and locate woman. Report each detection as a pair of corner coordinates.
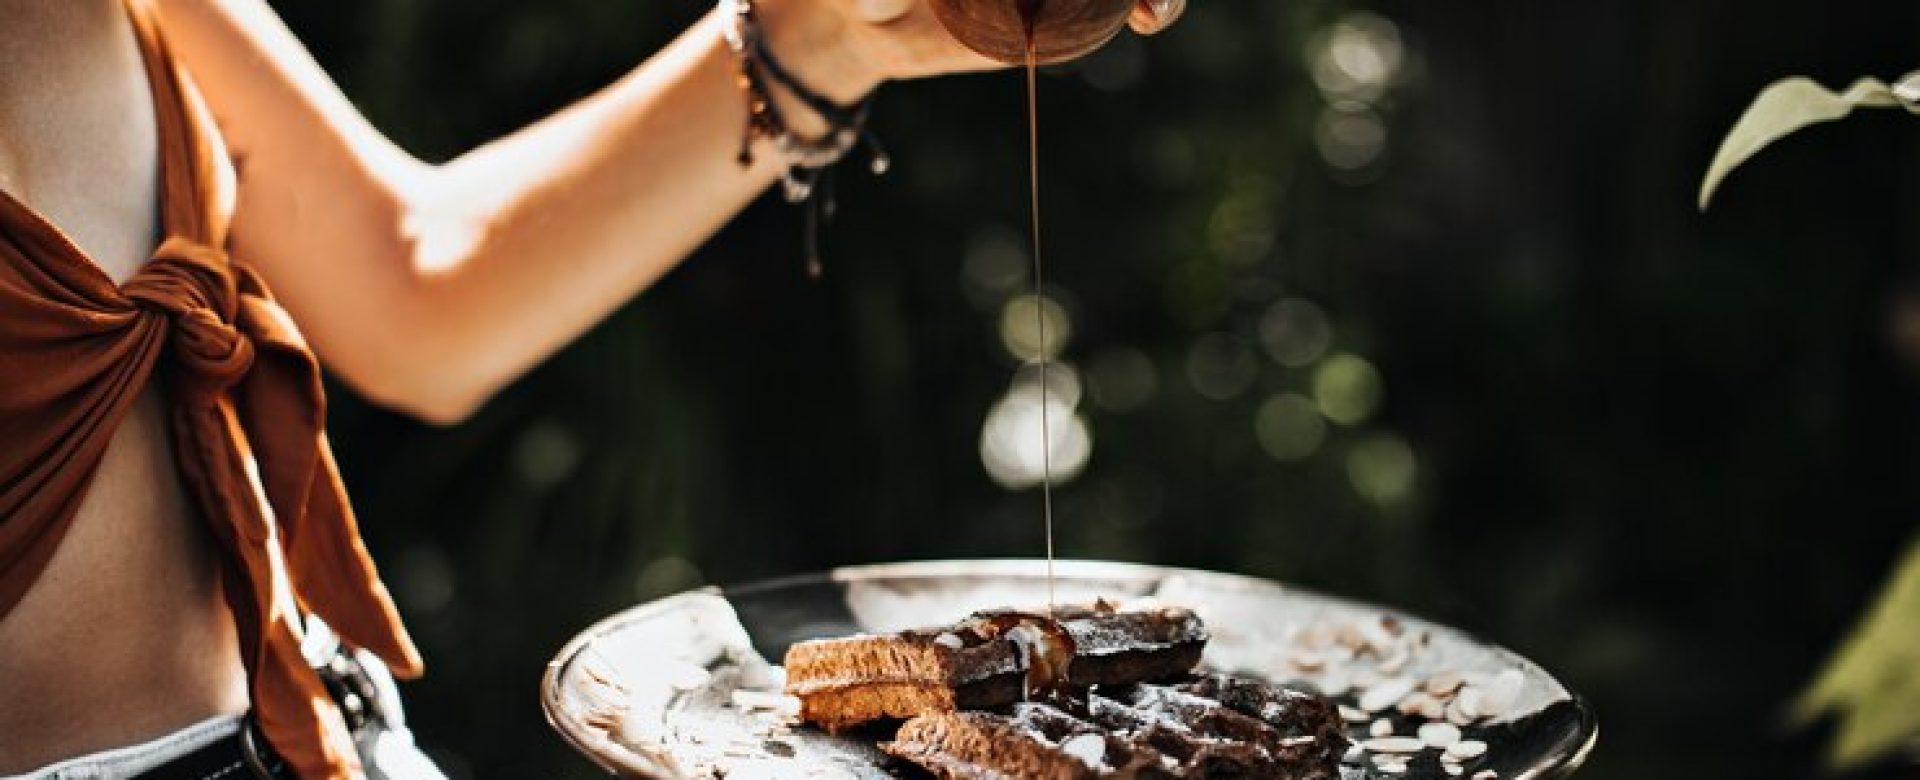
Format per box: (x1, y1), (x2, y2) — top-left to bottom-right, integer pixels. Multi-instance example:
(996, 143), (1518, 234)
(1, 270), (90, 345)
(0, 0), (1183, 777)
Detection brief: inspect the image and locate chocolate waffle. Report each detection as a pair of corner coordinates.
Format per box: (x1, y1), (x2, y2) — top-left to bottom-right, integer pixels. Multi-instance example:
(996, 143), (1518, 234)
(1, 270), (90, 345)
(784, 602), (1208, 732)
(882, 675), (1347, 780)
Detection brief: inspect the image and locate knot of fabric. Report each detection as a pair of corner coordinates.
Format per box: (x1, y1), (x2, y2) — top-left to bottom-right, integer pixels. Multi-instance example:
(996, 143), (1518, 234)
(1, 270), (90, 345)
(124, 236), (254, 393)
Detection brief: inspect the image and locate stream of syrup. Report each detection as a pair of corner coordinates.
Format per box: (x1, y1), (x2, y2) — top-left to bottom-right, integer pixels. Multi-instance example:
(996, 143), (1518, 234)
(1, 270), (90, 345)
(1016, 0), (1056, 617)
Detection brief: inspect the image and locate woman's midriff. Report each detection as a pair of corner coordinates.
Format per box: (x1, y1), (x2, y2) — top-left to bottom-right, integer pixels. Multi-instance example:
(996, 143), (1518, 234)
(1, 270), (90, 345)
(0, 388), (250, 774)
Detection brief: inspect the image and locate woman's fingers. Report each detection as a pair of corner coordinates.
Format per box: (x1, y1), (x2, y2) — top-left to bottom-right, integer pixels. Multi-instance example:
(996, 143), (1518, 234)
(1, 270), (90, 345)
(853, 0), (916, 24)
(848, 1), (1000, 79)
(1127, 0), (1186, 35)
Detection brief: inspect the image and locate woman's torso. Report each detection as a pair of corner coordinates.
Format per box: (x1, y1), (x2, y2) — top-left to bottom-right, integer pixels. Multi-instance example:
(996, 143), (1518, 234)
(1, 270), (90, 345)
(0, 0), (247, 772)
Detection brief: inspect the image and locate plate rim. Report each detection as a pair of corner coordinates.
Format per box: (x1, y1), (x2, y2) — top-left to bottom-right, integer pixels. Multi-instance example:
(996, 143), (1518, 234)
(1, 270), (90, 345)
(541, 585), (728, 776)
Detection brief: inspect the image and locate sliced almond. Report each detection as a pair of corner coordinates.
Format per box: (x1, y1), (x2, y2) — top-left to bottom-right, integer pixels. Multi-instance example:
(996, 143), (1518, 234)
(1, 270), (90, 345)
(1362, 736), (1426, 754)
(1424, 671), (1465, 697)
(1359, 677), (1416, 712)
(1417, 721), (1462, 748)
(1477, 668), (1525, 717)
(1445, 697), (1477, 727)
(1337, 622), (1369, 651)
(1358, 618), (1397, 655)
(1378, 645), (1411, 675)
(1454, 687), (1486, 720)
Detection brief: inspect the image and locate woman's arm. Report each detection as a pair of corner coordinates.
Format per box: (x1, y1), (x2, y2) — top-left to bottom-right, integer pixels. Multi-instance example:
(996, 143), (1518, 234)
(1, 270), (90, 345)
(151, 0), (991, 423)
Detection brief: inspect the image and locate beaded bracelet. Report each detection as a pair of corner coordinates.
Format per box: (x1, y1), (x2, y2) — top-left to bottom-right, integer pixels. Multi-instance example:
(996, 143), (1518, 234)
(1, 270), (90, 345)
(721, 0), (890, 275)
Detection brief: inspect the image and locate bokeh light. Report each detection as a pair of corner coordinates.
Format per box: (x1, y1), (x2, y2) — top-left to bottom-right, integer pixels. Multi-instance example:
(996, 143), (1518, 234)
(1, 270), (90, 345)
(980, 370), (1093, 490)
(515, 420), (580, 490)
(396, 544), (456, 616)
(1012, 361), (1084, 408)
(1259, 297), (1334, 367)
(1315, 103), (1387, 171)
(1347, 432), (1417, 506)
(1186, 333), (1260, 400)
(1000, 293), (1072, 362)
(1255, 393), (1327, 462)
(633, 555), (703, 600)
(1308, 12), (1404, 103)
(1313, 353), (1383, 425)
(1087, 346), (1160, 413)
(961, 225), (1029, 308)
(1208, 179), (1279, 267)
(1308, 11), (1401, 177)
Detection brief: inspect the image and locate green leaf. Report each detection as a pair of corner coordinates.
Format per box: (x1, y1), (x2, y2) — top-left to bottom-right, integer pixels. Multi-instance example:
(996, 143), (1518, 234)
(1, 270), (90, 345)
(1797, 536), (1920, 769)
(1697, 71), (1920, 210)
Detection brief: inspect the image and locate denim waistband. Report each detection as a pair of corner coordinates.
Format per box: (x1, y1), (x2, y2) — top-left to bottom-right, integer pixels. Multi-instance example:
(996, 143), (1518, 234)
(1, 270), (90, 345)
(0, 715), (243, 780)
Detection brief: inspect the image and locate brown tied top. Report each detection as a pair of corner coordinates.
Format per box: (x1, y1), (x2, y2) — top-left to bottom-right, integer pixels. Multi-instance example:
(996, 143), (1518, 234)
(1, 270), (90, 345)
(0, 2), (421, 776)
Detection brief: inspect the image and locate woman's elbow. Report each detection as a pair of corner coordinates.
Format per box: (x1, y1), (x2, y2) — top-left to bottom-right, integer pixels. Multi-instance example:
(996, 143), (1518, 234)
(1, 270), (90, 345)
(329, 327), (501, 426)
(346, 362), (494, 426)
(381, 382), (489, 426)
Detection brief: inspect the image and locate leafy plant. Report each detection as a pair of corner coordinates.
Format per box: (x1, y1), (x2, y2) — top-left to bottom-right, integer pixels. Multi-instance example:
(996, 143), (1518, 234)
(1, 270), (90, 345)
(1702, 72), (1920, 770)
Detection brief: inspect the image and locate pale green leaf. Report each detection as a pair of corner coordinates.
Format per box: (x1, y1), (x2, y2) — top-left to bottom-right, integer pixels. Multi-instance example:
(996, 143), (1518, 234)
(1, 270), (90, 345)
(1894, 71), (1920, 107)
(1797, 536), (1920, 768)
(1697, 73), (1920, 210)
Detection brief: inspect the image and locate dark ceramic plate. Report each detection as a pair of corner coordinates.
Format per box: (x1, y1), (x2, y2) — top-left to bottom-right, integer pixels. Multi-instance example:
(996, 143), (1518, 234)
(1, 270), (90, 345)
(542, 560), (1596, 779)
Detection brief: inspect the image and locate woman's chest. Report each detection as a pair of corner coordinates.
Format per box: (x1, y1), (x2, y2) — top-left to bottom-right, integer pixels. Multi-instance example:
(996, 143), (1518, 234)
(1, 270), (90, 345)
(0, 2), (161, 283)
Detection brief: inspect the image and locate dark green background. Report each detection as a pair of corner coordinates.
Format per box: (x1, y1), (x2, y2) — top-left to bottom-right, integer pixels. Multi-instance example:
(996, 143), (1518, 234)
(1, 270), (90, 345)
(275, 0), (1920, 776)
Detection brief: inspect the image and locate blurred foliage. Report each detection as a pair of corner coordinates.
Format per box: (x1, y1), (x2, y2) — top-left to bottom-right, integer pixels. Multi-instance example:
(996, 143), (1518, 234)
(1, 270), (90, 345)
(1704, 72), (1920, 770)
(272, 0), (1920, 777)
(1800, 539), (1920, 769)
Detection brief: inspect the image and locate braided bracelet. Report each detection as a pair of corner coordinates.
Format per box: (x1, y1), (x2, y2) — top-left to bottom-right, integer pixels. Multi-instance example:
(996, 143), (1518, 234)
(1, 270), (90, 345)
(721, 0), (890, 275)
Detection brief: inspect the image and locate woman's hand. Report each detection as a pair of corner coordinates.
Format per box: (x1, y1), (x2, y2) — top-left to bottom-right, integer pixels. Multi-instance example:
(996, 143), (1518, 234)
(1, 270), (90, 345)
(1128, 0), (1187, 36)
(759, 0), (1189, 103)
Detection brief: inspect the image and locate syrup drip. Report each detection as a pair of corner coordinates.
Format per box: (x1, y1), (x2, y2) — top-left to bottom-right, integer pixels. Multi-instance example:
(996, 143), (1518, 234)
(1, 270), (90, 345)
(1018, 0), (1057, 620)
(972, 611), (1079, 698)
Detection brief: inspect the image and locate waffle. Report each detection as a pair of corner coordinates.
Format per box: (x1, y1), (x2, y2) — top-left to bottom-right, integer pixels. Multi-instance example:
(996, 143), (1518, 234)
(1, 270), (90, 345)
(882, 675), (1348, 779)
(783, 603), (1208, 732)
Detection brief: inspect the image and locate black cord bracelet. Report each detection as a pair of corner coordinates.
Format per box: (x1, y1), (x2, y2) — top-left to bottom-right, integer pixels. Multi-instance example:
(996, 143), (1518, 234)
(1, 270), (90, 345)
(721, 0), (891, 276)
